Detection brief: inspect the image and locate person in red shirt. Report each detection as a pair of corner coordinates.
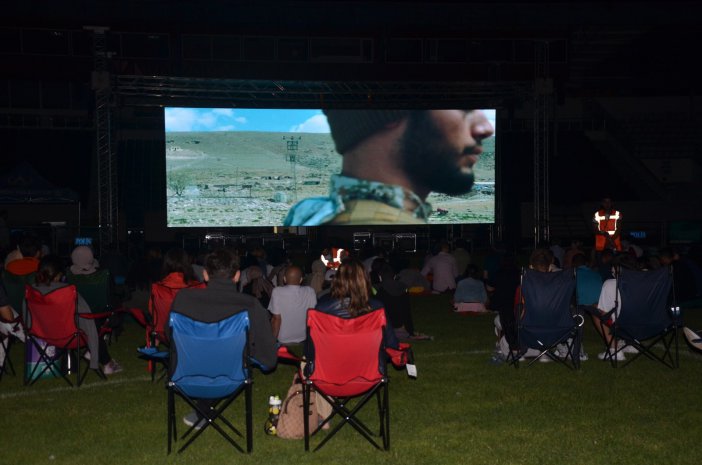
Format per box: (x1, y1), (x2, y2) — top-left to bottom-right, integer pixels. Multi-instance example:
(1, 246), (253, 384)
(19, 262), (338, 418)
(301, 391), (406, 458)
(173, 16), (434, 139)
(5, 236), (41, 275)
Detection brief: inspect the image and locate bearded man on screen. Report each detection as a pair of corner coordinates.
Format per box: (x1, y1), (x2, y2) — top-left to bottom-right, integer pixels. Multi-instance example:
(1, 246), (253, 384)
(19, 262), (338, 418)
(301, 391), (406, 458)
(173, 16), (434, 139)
(283, 109), (494, 226)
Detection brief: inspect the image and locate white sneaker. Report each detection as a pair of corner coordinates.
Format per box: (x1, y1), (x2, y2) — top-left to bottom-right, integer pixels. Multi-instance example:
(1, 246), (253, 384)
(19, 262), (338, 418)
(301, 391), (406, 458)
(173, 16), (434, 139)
(619, 344), (639, 354)
(580, 352), (589, 362)
(598, 350), (625, 361)
(102, 359), (123, 375)
(183, 411), (207, 430)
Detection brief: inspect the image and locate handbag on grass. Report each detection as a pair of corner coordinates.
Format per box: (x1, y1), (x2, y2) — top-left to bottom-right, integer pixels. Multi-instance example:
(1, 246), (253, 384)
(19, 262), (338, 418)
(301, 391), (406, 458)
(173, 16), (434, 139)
(276, 373), (321, 439)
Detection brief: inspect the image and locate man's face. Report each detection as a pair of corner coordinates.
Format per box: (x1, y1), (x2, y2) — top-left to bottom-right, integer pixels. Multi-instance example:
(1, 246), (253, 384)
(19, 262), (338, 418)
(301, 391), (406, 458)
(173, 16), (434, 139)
(602, 198), (613, 211)
(400, 110), (494, 196)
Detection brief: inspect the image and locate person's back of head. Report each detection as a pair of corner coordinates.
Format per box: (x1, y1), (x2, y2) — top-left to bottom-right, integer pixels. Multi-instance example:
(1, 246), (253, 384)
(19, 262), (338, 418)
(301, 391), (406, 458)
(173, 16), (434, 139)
(439, 241), (450, 253)
(658, 247), (676, 266)
(464, 263), (482, 280)
(18, 235), (41, 258)
(36, 254), (64, 286)
(614, 254), (639, 272)
(331, 258), (371, 316)
(205, 248), (240, 280)
(529, 248), (552, 273)
(571, 253), (589, 269)
(162, 247), (196, 282)
(283, 265), (303, 286)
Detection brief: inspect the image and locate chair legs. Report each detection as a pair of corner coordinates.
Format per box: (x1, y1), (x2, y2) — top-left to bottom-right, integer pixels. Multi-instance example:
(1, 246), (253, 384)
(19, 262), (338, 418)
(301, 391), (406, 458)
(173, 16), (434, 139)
(24, 336), (105, 387)
(167, 382), (252, 454)
(304, 381), (390, 452)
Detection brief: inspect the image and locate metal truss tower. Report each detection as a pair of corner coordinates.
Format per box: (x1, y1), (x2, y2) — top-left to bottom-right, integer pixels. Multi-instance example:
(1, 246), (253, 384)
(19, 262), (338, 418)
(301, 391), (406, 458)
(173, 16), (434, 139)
(89, 27), (117, 255)
(533, 41), (553, 247)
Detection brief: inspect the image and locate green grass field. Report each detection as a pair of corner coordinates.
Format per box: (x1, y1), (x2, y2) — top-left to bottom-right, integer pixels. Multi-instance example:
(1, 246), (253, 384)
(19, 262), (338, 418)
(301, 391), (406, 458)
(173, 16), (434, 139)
(2, 295), (701, 465)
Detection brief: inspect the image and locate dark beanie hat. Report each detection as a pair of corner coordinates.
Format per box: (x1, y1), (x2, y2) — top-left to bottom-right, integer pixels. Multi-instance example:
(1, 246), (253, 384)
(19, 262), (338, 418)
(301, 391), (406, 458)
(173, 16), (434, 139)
(323, 109), (409, 154)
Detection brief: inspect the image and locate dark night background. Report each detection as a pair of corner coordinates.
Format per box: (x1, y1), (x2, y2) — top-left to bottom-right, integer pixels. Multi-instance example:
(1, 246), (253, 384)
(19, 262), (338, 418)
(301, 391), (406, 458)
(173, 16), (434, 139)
(1, 1), (700, 248)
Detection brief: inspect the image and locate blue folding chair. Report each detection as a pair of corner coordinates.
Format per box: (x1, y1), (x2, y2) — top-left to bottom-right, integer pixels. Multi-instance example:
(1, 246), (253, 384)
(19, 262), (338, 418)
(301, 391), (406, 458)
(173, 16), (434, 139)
(596, 266), (677, 368)
(167, 311), (252, 454)
(512, 268), (583, 369)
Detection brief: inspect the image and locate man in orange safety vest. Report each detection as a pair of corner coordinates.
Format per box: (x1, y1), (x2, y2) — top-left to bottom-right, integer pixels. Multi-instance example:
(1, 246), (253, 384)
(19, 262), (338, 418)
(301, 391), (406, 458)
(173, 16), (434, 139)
(592, 197), (622, 252)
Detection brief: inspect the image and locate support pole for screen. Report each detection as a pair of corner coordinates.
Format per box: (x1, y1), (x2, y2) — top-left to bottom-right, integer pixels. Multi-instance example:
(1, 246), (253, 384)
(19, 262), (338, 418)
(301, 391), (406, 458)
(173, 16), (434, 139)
(533, 41), (552, 247)
(88, 25), (117, 257)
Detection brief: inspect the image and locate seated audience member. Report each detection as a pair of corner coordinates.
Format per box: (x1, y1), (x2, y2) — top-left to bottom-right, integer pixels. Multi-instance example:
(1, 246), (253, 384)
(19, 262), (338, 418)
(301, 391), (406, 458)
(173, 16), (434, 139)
(573, 253), (602, 309)
(314, 259), (399, 351)
(172, 247), (277, 428)
(372, 261), (431, 341)
(589, 255), (641, 361)
(421, 242), (458, 293)
(149, 248), (205, 339)
(452, 239), (472, 279)
(157, 248), (202, 288)
(488, 253), (520, 359)
(190, 249), (207, 283)
(0, 277), (26, 372)
(266, 248), (290, 287)
(596, 248), (615, 282)
(242, 266), (273, 308)
(69, 245), (100, 275)
(268, 266), (316, 345)
(658, 247), (698, 303)
(454, 264), (489, 313)
(493, 249), (552, 361)
(562, 239), (585, 269)
(549, 239), (565, 270)
(362, 247), (385, 276)
(397, 265), (431, 294)
(30, 255), (122, 374)
(309, 256), (326, 295)
(368, 256), (387, 284)
(4, 248), (22, 269)
(5, 236), (42, 275)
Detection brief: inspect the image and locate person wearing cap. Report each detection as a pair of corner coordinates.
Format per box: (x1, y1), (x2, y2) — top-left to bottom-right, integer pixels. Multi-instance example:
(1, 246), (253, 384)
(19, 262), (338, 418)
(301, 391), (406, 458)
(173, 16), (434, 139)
(70, 245), (100, 275)
(283, 109), (494, 225)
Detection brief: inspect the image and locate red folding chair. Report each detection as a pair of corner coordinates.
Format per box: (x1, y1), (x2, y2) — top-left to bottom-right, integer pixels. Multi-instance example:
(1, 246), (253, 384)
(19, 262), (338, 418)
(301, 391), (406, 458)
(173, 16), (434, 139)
(302, 308), (390, 452)
(143, 280), (205, 379)
(147, 280), (206, 348)
(24, 285), (108, 387)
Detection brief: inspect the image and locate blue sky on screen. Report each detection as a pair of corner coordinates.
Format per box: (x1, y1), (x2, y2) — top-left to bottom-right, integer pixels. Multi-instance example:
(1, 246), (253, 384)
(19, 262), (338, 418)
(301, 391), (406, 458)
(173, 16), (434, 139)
(165, 107), (497, 135)
(165, 108), (330, 133)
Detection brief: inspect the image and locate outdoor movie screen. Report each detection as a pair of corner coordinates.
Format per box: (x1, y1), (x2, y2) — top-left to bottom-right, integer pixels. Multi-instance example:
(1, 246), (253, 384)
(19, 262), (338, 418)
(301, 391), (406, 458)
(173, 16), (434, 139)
(165, 108), (496, 227)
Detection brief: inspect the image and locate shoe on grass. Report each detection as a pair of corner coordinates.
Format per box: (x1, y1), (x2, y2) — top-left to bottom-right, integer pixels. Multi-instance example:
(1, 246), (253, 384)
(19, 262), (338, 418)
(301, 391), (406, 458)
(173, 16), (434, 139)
(183, 411), (206, 430)
(619, 344), (639, 354)
(102, 359), (123, 375)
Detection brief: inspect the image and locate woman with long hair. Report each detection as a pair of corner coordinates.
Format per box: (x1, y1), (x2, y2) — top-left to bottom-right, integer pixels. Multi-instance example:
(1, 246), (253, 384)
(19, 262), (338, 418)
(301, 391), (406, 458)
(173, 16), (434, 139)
(315, 258), (399, 349)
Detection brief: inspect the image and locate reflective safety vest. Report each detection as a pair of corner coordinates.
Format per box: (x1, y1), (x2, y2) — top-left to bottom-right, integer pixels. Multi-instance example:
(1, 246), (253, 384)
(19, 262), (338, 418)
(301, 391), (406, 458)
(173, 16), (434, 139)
(593, 209), (622, 251)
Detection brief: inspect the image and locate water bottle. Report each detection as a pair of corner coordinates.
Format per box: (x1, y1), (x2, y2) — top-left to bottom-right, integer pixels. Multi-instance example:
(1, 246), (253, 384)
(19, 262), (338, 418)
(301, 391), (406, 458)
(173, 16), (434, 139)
(264, 395), (281, 435)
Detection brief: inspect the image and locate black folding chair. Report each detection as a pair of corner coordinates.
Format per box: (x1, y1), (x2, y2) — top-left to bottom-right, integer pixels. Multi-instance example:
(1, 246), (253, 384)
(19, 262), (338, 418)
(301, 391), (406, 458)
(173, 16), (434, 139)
(594, 266), (677, 368)
(510, 268), (583, 369)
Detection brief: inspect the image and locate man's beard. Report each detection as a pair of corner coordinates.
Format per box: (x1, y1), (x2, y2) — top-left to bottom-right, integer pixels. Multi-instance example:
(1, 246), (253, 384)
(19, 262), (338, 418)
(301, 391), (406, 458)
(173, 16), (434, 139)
(400, 111), (475, 197)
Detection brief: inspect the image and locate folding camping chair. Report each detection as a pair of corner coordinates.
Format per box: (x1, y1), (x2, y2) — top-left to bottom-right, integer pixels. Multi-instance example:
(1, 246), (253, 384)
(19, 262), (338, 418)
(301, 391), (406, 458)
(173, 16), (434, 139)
(592, 266), (677, 368)
(510, 268), (583, 369)
(24, 284), (108, 386)
(143, 280), (205, 380)
(302, 308), (390, 452)
(167, 311), (252, 454)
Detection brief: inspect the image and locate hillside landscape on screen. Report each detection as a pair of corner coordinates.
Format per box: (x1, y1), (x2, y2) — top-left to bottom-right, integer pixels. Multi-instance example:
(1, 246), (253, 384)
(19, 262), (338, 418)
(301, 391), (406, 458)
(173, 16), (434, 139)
(165, 108), (496, 227)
